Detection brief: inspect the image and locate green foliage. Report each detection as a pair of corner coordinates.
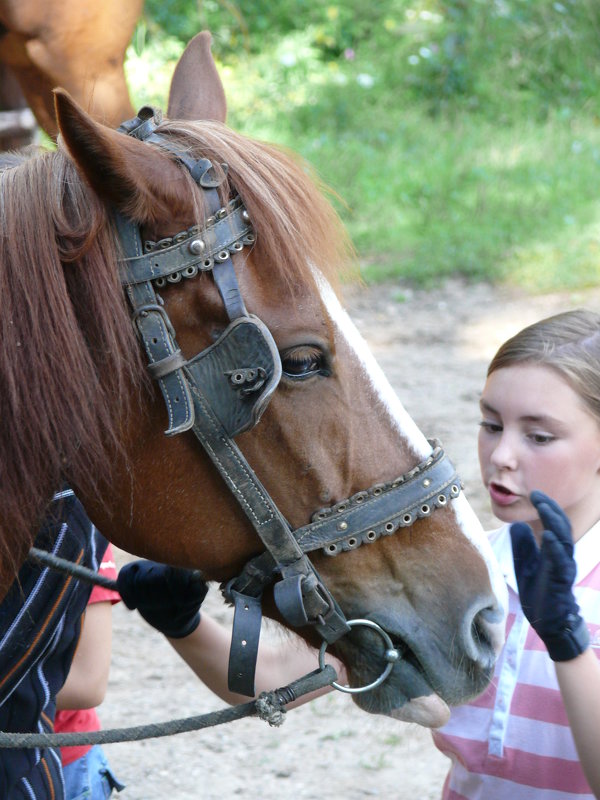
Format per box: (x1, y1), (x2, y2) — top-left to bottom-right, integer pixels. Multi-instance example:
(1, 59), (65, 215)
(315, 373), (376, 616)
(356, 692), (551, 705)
(396, 0), (600, 118)
(126, 0), (600, 290)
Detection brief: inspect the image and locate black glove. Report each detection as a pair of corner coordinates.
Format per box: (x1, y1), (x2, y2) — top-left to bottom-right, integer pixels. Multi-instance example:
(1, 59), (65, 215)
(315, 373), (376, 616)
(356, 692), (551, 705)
(509, 490), (589, 662)
(117, 560), (209, 639)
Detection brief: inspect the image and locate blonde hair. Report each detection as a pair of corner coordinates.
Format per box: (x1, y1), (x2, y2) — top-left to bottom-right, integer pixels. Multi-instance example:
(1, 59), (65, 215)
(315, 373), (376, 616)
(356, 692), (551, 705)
(488, 309), (600, 423)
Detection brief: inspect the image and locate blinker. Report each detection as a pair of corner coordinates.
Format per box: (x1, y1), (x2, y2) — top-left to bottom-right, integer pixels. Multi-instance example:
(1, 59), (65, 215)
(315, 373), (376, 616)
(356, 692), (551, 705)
(185, 315), (282, 437)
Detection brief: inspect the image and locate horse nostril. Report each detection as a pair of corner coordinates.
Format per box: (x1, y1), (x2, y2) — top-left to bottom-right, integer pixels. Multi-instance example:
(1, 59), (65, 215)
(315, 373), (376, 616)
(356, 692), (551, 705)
(462, 599), (505, 669)
(472, 617), (490, 646)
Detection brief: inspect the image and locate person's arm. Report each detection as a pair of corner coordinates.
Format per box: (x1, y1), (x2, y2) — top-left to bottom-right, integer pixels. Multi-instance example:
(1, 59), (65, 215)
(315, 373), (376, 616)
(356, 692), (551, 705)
(167, 613), (346, 706)
(55, 600), (113, 710)
(510, 492), (599, 797)
(117, 560), (346, 707)
(555, 651), (600, 796)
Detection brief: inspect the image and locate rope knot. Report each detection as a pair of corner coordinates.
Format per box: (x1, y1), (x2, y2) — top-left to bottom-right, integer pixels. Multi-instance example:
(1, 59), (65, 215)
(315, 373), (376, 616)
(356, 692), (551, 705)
(255, 692), (287, 727)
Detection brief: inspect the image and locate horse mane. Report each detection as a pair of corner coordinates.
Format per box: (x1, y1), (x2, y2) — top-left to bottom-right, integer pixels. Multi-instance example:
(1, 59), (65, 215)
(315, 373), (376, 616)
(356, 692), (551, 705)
(0, 147), (143, 589)
(0, 121), (355, 589)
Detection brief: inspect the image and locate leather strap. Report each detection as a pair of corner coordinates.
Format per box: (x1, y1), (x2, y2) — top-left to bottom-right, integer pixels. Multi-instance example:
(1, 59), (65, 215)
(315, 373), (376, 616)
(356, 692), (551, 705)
(115, 212), (195, 435)
(294, 449), (459, 555)
(118, 204), (252, 286)
(187, 375), (350, 637)
(212, 256), (248, 321)
(227, 589), (264, 696)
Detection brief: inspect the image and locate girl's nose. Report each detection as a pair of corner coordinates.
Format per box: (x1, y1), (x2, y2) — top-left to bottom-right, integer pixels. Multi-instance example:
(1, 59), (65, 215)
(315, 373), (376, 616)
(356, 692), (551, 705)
(489, 434), (518, 470)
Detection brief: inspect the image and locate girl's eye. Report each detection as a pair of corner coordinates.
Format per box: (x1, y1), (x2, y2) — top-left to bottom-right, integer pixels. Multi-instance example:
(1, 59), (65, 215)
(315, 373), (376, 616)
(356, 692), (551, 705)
(280, 345), (330, 380)
(479, 420), (502, 434)
(528, 432), (555, 445)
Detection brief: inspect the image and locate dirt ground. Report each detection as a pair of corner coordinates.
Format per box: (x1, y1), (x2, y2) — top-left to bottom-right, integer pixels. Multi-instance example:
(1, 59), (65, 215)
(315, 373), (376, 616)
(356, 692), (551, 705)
(102, 279), (600, 799)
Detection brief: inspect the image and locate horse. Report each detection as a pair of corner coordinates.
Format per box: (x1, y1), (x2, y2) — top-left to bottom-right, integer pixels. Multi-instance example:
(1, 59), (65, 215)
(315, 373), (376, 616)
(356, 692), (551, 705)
(0, 0), (141, 141)
(0, 30), (506, 727)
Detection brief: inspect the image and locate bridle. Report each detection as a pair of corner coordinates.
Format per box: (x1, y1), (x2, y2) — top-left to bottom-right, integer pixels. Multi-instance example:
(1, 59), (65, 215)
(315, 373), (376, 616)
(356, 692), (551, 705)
(115, 107), (463, 697)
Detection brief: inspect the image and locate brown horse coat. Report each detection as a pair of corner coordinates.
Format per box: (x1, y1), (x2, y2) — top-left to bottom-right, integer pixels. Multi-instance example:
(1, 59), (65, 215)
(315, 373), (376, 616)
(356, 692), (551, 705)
(0, 0), (141, 137)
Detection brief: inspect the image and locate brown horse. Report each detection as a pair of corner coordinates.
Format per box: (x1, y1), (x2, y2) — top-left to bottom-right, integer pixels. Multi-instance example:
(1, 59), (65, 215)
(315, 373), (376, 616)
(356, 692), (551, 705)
(0, 0), (141, 138)
(0, 32), (506, 726)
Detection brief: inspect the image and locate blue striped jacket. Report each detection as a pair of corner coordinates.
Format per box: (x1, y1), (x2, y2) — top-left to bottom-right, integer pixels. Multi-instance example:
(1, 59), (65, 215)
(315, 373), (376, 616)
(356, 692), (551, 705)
(0, 489), (108, 799)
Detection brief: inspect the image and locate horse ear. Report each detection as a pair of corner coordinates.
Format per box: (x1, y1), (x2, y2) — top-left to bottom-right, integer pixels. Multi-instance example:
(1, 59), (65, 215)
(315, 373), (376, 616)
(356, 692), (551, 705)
(167, 31), (227, 123)
(54, 88), (186, 221)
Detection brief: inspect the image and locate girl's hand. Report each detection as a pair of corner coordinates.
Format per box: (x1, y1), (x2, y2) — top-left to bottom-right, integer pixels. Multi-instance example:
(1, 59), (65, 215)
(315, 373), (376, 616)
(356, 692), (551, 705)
(117, 560), (208, 639)
(509, 490), (589, 661)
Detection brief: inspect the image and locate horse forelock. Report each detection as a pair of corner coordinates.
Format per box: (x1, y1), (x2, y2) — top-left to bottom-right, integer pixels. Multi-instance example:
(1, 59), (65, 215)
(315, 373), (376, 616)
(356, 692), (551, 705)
(157, 119), (356, 295)
(0, 148), (144, 587)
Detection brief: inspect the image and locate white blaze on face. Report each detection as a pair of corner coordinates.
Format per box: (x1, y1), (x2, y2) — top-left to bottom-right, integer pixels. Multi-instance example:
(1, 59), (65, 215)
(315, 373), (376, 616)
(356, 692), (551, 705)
(315, 274), (431, 459)
(315, 271), (507, 628)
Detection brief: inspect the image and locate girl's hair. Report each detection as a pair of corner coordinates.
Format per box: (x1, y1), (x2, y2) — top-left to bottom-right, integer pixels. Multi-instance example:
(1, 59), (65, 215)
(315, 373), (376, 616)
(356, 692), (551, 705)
(488, 309), (600, 424)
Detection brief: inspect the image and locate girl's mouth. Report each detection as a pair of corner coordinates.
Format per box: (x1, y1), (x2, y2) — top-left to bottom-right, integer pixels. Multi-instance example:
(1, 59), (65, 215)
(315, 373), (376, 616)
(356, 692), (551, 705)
(488, 482), (519, 507)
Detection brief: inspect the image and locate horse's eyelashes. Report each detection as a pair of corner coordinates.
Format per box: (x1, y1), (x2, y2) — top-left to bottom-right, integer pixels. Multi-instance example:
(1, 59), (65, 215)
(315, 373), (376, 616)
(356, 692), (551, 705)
(280, 345), (329, 380)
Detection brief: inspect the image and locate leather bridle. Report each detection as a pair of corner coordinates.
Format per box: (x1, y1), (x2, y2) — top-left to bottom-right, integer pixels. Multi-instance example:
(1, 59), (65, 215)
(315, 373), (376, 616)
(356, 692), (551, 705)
(115, 107), (463, 696)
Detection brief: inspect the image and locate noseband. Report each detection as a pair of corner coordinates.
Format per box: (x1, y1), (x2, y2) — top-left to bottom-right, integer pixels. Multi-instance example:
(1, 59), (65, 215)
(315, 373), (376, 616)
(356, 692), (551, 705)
(115, 108), (462, 696)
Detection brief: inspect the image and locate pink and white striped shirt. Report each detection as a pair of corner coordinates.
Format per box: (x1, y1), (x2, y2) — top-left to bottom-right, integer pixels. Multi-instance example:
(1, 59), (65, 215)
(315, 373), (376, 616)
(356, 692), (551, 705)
(433, 521), (600, 799)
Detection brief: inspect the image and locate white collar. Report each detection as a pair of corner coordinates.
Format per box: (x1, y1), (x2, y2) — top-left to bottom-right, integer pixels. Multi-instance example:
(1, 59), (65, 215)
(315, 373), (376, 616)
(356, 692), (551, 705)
(573, 517), (600, 583)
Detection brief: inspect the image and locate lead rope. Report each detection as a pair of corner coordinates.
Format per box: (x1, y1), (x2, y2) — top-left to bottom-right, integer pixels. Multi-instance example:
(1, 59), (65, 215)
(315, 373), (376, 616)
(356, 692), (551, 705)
(0, 664), (337, 749)
(0, 665), (337, 748)
(0, 549), (337, 749)
(29, 547), (119, 590)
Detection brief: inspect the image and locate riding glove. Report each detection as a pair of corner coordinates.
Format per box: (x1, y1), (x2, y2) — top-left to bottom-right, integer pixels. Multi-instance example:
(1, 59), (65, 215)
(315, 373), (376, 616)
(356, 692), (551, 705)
(117, 560), (209, 639)
(509, 490), (589, 662)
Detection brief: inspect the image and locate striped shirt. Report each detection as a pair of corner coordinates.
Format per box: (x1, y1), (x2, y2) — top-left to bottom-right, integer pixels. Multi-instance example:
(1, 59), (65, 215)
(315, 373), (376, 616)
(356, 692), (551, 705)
(433, 520), (600, 799)
(0, 489), (108, 799)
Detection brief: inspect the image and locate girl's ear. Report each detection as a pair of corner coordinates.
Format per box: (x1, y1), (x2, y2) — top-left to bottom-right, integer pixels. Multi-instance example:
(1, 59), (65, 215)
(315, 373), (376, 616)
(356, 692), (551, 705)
(167, 31), (227, 123)
(54, 88), (189, 222)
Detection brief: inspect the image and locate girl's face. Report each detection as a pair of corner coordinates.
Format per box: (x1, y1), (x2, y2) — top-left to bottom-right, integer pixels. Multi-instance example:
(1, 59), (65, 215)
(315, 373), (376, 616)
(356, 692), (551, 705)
(478, 363), (600, 541)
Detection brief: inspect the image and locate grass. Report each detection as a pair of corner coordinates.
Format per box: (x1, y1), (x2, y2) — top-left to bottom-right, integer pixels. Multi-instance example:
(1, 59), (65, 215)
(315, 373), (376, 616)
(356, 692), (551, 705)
(126, 0), (600, 291)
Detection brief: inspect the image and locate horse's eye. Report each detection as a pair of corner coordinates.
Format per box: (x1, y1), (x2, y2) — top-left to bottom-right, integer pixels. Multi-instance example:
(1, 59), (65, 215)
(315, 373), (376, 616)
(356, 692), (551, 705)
(280, 345), (330, 380)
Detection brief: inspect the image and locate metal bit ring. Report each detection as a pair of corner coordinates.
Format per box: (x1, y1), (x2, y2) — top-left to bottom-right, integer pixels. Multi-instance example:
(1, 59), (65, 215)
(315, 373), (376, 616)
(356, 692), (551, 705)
(319, 618), (400, 694)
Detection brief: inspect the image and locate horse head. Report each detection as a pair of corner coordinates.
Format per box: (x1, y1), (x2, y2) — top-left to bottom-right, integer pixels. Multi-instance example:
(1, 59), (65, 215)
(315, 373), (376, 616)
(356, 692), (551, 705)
(1, 32), (507, 727)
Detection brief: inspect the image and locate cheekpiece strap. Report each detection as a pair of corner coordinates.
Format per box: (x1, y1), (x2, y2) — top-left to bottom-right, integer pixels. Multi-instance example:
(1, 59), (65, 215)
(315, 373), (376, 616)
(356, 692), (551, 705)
(114, 211), (195, 435)
(188, 375), (350, 648)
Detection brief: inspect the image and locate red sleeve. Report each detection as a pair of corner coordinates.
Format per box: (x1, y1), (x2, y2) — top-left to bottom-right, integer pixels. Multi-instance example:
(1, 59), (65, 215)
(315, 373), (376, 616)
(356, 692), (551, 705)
(89, 542), (121, 605)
